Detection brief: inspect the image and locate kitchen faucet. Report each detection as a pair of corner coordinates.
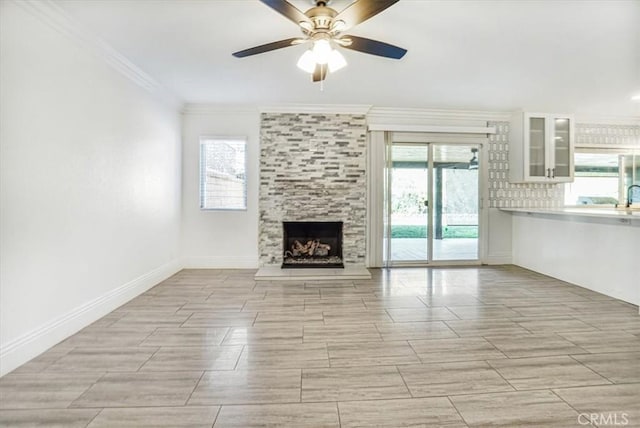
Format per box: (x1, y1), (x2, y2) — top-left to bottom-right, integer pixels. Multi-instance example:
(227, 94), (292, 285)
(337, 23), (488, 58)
(626, 184), (640, 208)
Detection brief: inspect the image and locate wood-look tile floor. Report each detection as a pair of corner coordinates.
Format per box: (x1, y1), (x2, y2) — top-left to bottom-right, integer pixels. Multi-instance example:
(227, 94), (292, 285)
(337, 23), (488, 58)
(1, 266), (639, 427)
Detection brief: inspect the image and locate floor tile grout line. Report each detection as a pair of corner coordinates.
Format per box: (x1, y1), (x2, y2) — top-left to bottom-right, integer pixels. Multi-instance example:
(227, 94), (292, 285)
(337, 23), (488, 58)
(552, 332), (594, 355)
(299, 368), (303, 403)
(82, 407), (103, 427)
(65, 372), (109, 410)
(179, 310), (197, 328)
(566, 354), (618, 385)
(569, 349), (640, 356)
(443, 305), (464, 321)
(483, 359), (519, 392)
(135, 345), (162, 372)
(548, 381), (640, 393)
(335, 401), (342, 428)
(183, 370), (207, 407)
(257, 382), (597, 404)
(210, 405), (221, 428)
(231, 345), (245, 371)
(383, 308), (393, 323)
(394, 365), (414, 398)
(548, 388), (591, 424)
(441, 320), (462, 338)
(446, 395), (472, 428)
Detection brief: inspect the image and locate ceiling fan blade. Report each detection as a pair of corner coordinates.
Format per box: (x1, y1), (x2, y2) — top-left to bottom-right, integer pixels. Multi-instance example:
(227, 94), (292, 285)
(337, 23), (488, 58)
(341, 35), (407, 59)
(260, 0), (312, 26)
(334, 0), (399, 31)
(232, 38), (300, 58)
(312, 64), (327, 82)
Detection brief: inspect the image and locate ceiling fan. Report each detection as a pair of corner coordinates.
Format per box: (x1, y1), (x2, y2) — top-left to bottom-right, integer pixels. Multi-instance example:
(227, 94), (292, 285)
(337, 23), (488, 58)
(232, 0), (407, 82)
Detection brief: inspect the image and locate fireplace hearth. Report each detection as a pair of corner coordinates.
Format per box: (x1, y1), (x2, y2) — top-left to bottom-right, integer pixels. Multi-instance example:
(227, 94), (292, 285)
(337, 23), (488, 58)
(282, 221), (344, 268)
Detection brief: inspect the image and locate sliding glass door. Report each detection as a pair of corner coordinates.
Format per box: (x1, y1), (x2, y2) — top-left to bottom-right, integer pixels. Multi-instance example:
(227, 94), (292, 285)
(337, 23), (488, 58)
(385, 141), (480, 265)
(388, 144), (430, 262)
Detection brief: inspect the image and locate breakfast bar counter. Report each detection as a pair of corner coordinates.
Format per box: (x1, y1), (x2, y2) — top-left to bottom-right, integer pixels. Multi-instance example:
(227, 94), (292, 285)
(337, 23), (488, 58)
(502, 207), (640, 222)
(502, 207), (640, 308)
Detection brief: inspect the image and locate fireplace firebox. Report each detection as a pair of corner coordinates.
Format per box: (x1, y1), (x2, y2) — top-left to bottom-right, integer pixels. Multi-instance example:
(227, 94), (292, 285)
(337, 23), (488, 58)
(282, 221), (344, 268)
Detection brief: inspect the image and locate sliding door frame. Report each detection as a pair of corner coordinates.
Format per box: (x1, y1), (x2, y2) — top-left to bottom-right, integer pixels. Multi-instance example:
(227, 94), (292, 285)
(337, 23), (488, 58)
(367, 129), (491, 268)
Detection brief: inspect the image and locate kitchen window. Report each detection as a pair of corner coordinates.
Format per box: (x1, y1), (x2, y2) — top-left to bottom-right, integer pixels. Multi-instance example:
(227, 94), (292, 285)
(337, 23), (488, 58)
(200, 137), (247, 210)
(564, 148), (640, 206)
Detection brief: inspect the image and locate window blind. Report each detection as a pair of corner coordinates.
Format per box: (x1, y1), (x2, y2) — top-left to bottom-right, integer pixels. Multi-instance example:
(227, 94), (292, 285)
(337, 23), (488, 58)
(199, 137), (247, 210)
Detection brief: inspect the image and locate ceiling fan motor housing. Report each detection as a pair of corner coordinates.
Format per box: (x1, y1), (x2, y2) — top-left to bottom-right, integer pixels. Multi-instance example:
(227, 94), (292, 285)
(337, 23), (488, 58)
(305, 5), (338, 31)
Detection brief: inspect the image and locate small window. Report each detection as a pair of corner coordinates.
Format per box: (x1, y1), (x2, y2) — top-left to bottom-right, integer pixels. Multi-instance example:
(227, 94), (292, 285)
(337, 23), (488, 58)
(200, 137), (247, 210)
(564, 149), (640, 206)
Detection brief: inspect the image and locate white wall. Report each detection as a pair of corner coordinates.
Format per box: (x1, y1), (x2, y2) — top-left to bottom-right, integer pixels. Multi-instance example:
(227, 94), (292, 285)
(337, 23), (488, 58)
(180, 107), (260, 268)
(484, 208), (512, 264)
(181, 113), (513, 268)
(512, 213), (640, 305)
(0, 2), (182, 375)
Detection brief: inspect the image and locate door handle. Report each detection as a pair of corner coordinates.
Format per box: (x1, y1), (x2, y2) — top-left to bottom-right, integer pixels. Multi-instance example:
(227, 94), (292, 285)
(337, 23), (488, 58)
(546, 168), (551, 178)
(423, 200), (429, 207)
(551, 168), (555, 178)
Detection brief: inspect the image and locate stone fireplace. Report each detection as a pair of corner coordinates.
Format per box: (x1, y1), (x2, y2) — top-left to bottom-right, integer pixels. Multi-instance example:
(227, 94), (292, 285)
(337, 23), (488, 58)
(259, 112), (367, 267)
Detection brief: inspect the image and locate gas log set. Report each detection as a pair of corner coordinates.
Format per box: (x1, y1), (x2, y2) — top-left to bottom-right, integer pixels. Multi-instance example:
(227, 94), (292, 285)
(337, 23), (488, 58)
(282, 221), (344, 268)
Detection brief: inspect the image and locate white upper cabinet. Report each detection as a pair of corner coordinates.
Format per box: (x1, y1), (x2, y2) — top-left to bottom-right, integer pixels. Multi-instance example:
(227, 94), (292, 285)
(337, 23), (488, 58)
(509, 112), (574, 183)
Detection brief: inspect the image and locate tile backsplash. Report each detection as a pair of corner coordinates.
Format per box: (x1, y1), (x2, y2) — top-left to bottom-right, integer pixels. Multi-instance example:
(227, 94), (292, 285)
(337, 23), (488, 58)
(487, 121), (563, 209)
(486, 121), (639, 209)
(576, 124), (640, 146)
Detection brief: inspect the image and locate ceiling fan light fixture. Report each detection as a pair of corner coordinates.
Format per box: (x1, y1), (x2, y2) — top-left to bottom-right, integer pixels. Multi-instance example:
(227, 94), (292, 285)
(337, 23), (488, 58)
(331, 19), (346, 32)
(299, 21), (313, 32)
(311, 39), (332, 64)
(327, 49), (347, 72)
(297, 49), (316, 73)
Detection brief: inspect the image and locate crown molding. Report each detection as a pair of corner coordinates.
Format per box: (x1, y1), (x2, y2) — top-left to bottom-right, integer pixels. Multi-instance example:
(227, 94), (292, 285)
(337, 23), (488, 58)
(369, 108), (640, 126)
(259, 104), (372, 115)
(367, 107), (513, 123)
(13, 0), (180, 108)
(368, 124), (497, 134)
(575, 115), (640, 126)
(181, 104), (259, 115)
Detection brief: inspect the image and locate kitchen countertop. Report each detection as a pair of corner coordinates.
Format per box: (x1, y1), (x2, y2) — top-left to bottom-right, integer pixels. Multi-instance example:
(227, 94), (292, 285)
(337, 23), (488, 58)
(500, 207), (640, 221)
(500, 207), (640, 218)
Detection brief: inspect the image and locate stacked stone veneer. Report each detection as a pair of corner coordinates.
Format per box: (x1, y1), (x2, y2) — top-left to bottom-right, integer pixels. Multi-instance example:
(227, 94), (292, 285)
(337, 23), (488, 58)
(259, 113), (367, 266)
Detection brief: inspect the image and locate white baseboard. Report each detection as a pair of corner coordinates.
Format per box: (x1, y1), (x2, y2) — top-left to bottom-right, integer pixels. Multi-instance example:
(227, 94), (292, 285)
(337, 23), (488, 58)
(0, 259), (182, 377)
(181, 256), (259, 269)
(483, 253), (512, 265)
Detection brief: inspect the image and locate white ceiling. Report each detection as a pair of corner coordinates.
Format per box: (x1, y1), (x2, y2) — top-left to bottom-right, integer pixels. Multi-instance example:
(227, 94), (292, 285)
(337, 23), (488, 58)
(57, 0), (640, 117)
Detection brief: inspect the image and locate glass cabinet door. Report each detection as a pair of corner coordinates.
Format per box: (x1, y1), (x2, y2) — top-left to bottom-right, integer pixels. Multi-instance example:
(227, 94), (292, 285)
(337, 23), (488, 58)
(528, 116), (546, 178)
(553, 117), (571, 179)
